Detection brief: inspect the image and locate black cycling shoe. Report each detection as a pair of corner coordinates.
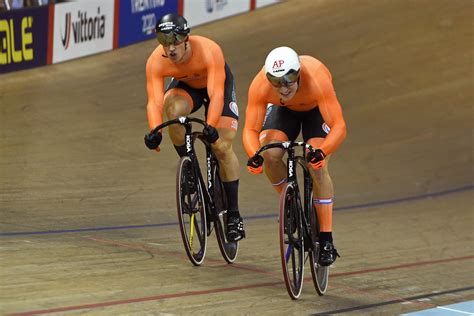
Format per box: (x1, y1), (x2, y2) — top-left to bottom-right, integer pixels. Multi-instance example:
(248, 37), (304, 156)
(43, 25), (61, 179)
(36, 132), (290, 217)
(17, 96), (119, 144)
(318, 241), (340, 266)
(226, 215), (245, 242)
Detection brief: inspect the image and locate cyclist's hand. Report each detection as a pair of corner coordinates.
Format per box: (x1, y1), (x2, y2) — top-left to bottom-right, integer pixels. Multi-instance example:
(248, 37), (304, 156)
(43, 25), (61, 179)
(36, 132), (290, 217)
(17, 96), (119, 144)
(203, 124), (219, 143)
(247, 155), (264, 174)
(306, 148), (326, 169)
(144, 131), (162, 150)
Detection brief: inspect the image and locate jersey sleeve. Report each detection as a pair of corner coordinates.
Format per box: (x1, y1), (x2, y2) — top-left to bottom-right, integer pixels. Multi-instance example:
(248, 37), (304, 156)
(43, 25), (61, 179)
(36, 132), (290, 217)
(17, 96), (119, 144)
(313, 65), (347, 155)
(243, 74), (268, 157)
(205, 45), (226, 127)
(145, 55), (165, 130)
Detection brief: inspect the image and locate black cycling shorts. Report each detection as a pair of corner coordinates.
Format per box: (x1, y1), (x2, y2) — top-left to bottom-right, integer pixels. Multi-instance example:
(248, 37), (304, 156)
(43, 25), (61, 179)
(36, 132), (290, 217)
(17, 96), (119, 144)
(165, 63), (239, 121)
(261, 105), (330, 141)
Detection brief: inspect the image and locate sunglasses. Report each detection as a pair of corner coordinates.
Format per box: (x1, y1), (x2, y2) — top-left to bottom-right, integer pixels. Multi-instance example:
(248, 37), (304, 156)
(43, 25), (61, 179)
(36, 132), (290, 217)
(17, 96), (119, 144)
(266, 69), (300, 87)
(156, 32), (187, 47)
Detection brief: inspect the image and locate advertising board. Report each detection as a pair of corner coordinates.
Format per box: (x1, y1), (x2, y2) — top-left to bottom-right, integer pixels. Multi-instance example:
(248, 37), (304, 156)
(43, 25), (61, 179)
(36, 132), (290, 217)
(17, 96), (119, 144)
(52, 0), (115, 63)
(0, 6), (49, 73)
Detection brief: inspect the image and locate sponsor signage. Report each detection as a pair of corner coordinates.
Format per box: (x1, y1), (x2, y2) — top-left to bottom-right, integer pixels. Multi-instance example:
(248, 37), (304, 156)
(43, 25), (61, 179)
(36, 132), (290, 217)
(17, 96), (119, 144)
(256, 0), (280, 8)
(0, 6), (49, 74)
(118, 0), (178, 47)
(183, 0), (249, 28)
(52, 0), (115, 64)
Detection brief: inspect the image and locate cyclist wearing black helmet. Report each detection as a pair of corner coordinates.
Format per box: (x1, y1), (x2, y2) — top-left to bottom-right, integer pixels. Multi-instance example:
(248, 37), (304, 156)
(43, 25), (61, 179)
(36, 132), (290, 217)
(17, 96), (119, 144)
(144, 13), (245, 242)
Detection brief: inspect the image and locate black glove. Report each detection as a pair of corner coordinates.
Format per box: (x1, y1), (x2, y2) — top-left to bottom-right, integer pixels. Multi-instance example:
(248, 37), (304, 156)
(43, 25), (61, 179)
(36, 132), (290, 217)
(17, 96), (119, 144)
(144, 131), (162, 150)
(203, 125), (219, 144)
(246, 155), (264, 174)
(306, 148), (326, 164)
(247, 154), (264, 168)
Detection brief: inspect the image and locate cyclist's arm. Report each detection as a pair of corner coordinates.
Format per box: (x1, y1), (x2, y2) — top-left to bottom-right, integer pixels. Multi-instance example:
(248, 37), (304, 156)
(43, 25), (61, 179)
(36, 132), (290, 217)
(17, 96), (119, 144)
(205, 45), (225, 127)
(146, 56), (165, 130)
(243, 77), (267, 157)
(314, 68), (347, 155)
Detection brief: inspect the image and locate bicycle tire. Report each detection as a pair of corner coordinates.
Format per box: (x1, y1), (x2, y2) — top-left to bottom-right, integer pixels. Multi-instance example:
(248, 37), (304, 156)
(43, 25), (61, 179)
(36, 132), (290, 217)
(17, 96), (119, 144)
(211, 164), (239, 263)
(176, 156), (208, 266)
(279, 182), (304, 299)
(308, 202), (329, 295)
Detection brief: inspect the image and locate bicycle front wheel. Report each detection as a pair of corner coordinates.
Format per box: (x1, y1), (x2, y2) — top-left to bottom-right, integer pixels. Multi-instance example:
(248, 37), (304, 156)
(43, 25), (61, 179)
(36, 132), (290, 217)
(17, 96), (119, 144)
(212, 165), (239, 263)
(176, 156), (207, 266)
(279, 182), (304, 299)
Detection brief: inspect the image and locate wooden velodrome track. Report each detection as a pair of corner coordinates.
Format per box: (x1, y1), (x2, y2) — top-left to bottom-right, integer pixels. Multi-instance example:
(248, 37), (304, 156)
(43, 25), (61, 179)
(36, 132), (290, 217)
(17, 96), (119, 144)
(1, 0), (473, 315)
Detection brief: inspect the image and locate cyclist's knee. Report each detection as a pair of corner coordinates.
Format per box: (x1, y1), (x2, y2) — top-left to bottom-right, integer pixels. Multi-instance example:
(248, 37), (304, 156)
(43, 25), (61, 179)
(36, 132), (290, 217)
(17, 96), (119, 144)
(164, 96), (190, 119)
(310, 165), (331, 183)
(212, 139), (233, 159)
(262, 149), (284, 167)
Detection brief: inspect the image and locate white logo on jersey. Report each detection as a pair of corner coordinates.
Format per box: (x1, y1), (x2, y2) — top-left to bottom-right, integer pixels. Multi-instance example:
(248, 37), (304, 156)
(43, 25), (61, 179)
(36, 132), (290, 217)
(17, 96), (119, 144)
(322, 123), (331, 134)
(229, 101), (239, 116)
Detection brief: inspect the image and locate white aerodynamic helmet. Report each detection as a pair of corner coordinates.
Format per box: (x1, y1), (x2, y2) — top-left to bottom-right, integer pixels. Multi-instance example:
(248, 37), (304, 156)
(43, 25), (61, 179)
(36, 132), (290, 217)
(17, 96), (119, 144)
(264, 46), (300, 86)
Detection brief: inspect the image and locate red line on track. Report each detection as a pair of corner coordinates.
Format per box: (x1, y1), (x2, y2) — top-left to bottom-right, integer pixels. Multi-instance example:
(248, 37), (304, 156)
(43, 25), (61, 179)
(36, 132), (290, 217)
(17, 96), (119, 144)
(7, 238), (473, 316)
(7, 281), (282, 316)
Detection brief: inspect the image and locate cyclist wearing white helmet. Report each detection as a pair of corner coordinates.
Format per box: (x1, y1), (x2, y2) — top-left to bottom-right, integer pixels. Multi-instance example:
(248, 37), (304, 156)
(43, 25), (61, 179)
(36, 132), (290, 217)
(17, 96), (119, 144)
(243, 46), (347, 266)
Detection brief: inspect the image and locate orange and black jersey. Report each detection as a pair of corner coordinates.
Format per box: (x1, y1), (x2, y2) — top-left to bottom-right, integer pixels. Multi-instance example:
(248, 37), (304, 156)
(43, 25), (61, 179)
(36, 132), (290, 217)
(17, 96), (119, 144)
(243, 56), (347, 157)
(146, 35), (226, 129)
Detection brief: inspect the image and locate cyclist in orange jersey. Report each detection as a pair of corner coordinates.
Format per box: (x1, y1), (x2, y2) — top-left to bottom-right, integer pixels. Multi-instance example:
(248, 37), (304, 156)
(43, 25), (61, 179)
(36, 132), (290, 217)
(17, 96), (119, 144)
(144, 13), (245, 241)
(243, 47), (347, 265)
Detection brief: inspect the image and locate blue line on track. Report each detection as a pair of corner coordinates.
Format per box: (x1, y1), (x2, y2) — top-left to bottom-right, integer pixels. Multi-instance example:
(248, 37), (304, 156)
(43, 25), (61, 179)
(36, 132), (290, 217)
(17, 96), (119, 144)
(1, 185), (472, 237)
(401, 300), (474, 315)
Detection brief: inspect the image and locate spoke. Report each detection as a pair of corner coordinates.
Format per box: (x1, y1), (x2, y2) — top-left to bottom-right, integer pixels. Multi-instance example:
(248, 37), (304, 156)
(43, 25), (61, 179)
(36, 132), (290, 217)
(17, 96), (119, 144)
(285, 243), (293, 262)
(193, 214), (204, 245)
(291, 246), (297, 286)
(189, 213), (195, 250)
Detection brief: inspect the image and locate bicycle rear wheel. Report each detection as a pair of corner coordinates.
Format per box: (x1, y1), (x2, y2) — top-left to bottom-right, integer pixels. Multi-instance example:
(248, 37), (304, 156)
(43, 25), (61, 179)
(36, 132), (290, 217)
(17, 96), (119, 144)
(212, 165), (239, 263)
(308, 205), (329, 295)
(176, 156), (207, 266)
(279, 182), (304, 299)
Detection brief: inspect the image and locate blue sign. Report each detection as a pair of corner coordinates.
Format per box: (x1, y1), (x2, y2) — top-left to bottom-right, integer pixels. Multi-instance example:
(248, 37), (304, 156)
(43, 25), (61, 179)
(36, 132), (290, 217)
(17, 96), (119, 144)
(118, 0), (179, 47)
(0, 6), (49, 74)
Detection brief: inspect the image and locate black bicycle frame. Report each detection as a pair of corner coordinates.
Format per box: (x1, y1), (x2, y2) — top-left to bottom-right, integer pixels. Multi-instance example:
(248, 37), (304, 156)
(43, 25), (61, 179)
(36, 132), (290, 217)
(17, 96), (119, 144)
(255, 141), (317, 250)
(152, 117), (218, 219)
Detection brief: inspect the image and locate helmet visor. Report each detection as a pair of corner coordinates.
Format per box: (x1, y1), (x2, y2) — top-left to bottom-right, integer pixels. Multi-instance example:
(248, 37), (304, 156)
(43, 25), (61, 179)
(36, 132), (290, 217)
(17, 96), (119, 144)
(156, 31), (187, 46)
(266, 69), (300, 87)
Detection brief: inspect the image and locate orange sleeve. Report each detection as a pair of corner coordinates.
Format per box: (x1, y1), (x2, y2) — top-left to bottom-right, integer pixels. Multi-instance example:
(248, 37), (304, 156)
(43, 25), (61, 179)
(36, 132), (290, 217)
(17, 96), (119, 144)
(313, 65), (347, 155)
(243, 73), (268, 157)
(146, 54), (165, 130)
(205, 45), (225, 127)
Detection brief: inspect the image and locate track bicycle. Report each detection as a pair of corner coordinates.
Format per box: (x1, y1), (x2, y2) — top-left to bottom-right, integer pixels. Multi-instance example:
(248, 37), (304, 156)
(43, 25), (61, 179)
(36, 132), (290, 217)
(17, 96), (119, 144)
(150, 116), (239, 266)
(251, 141), (329, 299)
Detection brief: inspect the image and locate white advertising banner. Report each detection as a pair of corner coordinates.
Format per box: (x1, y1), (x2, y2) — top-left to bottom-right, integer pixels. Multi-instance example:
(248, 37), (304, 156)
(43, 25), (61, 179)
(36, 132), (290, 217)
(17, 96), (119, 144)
(183, 0), (250, 28)
(256, 0), (280, 8)
(52, 0), (115, 63)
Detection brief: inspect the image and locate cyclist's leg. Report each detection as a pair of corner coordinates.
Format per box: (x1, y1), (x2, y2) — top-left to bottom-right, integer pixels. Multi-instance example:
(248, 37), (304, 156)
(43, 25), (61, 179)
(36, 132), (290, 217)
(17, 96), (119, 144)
(164, 92), (192, 148)
(164, 80), (205, 156)
(212, 127), (239, 213)
(209, 64), (244, 241)
(303, 108), (339, 266)
(212, 126), (245, 241)
(260, 134), (287, 194)
(260, 105), (300, 194)
(212, 63), (240, 183)
(307, 137), (334, 234)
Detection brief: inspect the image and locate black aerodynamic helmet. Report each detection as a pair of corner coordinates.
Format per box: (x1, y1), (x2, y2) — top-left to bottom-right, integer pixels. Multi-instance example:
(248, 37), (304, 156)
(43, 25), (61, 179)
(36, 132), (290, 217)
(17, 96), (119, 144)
(155, 13), (190, 46)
